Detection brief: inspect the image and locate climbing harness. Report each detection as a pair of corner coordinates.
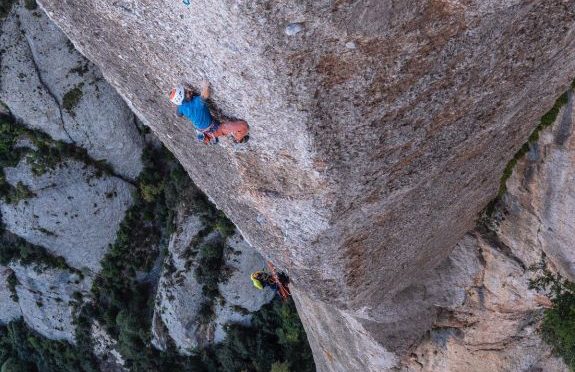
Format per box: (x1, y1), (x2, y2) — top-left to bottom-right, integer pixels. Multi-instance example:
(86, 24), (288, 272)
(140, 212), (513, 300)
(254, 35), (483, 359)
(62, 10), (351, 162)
(197, 122), (220, 145)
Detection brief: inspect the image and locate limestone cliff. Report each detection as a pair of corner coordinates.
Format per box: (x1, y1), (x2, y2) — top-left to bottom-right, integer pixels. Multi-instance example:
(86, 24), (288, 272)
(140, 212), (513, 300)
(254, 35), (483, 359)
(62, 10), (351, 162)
(403, 88), (575, 371)
(36, 0), (575, 370)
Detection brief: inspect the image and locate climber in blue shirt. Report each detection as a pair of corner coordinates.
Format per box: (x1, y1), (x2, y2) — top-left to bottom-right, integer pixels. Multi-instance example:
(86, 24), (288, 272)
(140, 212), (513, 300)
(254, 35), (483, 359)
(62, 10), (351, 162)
(172, 81), (213, 130)
(169, 81), (250, 144)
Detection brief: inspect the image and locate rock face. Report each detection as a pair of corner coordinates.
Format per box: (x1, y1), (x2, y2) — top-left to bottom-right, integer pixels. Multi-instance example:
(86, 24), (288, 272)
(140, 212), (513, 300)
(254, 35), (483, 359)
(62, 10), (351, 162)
(36, 0), (575, 370)
(152, 211), (273, 353)
(1, 159), (135, 272)
(0, 2), (144, 349)
(300, 91), (575, 371)
(0, 4), (143, 179)
(0, 266), (23, 324)
(498, 91), (575, 280)
(152, 213), (207, 354)
(402, 234), (565, 372)
(9, 262), (93, 343)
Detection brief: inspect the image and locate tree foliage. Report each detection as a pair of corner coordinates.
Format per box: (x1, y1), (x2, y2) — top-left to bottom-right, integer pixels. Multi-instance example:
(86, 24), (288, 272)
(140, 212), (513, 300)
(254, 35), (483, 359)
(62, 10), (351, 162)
(0, 319), (99, 372)
(530, 258), (575, 369)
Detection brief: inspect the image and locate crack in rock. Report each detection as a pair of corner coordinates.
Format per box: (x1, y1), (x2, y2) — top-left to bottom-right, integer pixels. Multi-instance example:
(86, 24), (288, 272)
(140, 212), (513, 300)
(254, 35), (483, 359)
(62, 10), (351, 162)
(22, 31), (76, 144)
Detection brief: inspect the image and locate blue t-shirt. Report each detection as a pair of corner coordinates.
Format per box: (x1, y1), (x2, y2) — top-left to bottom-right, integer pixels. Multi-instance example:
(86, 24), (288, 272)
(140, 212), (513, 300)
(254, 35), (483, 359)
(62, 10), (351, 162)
(177, 96), (213, 130)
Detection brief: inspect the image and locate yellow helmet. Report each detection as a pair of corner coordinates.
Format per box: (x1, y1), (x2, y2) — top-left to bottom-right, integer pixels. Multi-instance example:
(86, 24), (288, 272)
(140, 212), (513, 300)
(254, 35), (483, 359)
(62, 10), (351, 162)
(251, 272), (264, 290)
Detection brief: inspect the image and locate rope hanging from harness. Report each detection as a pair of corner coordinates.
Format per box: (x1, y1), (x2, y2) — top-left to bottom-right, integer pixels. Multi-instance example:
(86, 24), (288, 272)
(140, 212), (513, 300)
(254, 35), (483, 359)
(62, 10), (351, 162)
(267, 261), (291, 300)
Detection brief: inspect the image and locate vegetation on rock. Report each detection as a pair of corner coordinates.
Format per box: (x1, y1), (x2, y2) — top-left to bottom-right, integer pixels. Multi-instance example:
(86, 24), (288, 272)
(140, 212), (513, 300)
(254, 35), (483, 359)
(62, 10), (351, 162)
(0, 0), (15, 19)
(23, 0), (36, 10)
(498, 89), (570, 197)
(0, 224), (76, 273)
(0, 114), (115, 205)
(0, 319), (99, 371)
(202, 299), (315, 372)
(62, 84), (84, 117)
(530, 258), (575, 370)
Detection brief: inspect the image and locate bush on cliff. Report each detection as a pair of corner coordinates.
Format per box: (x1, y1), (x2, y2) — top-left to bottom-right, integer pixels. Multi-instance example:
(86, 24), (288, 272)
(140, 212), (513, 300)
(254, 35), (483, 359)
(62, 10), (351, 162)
(0, 0), (15, 18)
(204, 298), (315, 372)
(195, 240), (225, 297)
(530, 259), (575, 369)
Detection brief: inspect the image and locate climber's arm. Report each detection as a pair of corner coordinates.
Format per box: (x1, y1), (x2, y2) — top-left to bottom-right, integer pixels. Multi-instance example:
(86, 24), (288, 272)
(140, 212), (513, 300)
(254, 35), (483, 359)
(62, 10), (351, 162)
(200, 80), (210, 100)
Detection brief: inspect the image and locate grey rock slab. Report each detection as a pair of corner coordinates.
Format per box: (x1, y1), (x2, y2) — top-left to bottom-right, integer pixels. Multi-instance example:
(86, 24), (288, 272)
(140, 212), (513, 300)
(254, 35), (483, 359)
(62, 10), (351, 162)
(0, 4), (143, 179)
(1, 159), (134, 272)
(152, 213), (206, 354)
(0, 8), (64, 140)
(91, 321), (126, 369)
(9, 261), (92, 343)
(0, 266), (23, 325)
(219, 233), (274, 312)
(212, 301), (251, 344)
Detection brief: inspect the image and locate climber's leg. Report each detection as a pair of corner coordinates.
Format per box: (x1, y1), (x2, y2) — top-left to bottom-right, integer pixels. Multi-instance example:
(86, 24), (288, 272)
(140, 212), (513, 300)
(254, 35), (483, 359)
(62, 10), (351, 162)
(211, 120), (250, 143)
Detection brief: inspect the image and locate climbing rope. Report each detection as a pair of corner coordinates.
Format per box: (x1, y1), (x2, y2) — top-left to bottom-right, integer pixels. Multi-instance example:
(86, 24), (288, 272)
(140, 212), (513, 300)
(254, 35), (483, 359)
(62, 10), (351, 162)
(267, 261), (291, 300)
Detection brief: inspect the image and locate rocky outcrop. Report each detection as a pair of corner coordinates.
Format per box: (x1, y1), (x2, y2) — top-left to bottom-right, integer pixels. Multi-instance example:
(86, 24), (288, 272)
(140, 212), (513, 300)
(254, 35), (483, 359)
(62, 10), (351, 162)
(1, 158), (134, 272)
(0, 2), (144, 349)
(152, 212), (273, 353)
(151, 213), (206, 354)
(91, 321), (126, 370)
(35, 0), (575, 370)
(498, 92), (575, 280)
(0, 3), (143, 179)
(9, 261), (92, 343)
(218, 233), (275, 312)
(213, 233), (275, 342)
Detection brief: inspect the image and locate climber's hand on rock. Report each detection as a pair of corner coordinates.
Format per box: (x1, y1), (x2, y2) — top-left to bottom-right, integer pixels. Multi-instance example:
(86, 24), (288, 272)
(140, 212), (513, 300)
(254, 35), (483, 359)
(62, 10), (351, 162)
(200, 80), (210, 100)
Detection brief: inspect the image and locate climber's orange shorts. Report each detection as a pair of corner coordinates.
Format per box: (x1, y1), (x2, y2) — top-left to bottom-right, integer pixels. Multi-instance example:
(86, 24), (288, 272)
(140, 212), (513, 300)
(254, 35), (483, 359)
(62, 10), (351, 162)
(206, 120), (249, 143)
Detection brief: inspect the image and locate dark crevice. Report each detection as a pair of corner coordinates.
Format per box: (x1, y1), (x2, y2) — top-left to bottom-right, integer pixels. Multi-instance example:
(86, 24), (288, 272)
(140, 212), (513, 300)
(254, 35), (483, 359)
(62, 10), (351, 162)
(22, 31), (76, 144)
(108, 169), (136, 187)
(476, 226), (527, 271)
(554, 89), (573, 146)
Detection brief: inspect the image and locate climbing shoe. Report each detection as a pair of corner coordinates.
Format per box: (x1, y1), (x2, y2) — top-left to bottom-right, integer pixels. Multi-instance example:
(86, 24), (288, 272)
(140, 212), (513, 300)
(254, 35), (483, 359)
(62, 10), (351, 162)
(235, 135), (249, 144)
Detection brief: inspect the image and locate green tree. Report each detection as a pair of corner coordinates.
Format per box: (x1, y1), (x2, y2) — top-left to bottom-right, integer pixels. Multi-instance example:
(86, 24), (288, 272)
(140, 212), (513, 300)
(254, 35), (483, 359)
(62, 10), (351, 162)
(530, 259), (575, 369)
